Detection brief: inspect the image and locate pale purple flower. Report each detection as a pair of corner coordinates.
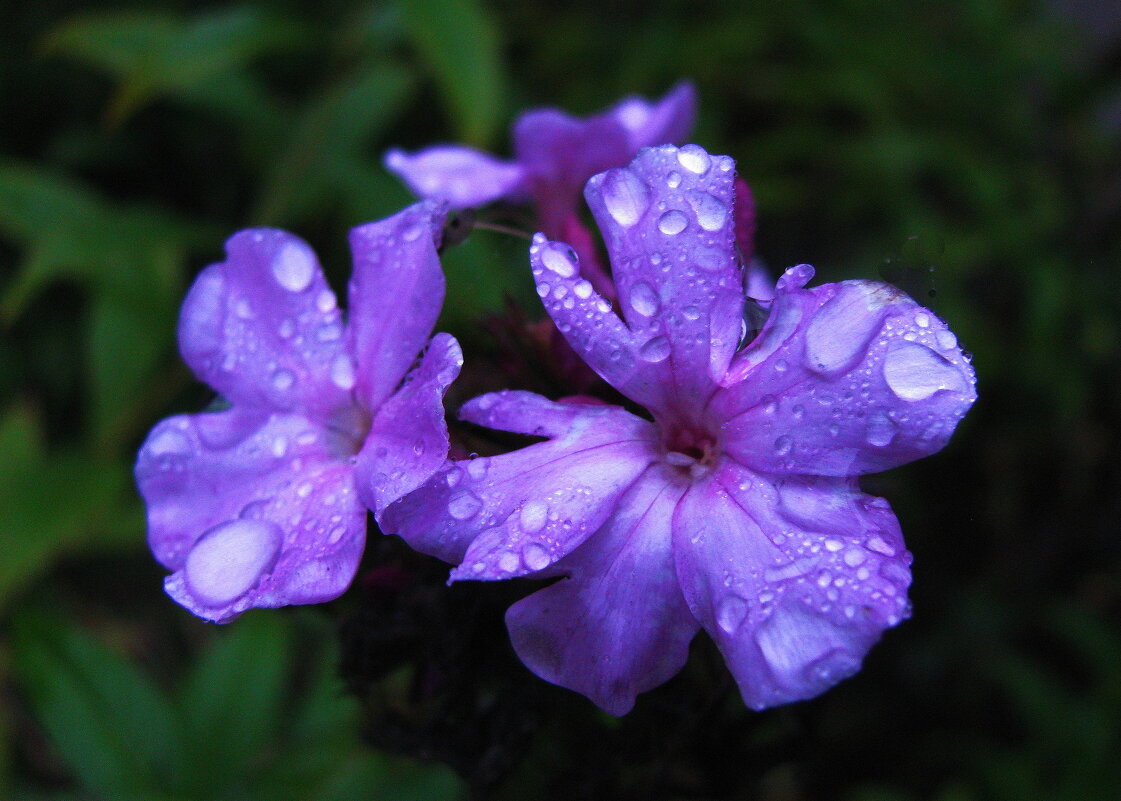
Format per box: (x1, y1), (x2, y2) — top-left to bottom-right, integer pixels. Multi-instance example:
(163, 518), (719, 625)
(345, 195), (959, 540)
(136, 201), (461, 623)
(385, 83), (696, 295)
(383, 145), (977, 714)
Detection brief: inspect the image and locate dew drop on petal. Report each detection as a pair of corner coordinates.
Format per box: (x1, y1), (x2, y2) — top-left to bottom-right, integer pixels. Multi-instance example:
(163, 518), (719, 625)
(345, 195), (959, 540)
(716, 596), (748, 633)
(447, 490), (482, 520)
(148, 428), (191, 457)
(866, 535), (896, 556)
(666, 171), (682, 188)
(843, 548), (866, 567)
(573, 280), (594, 299)
(600, 168), (650, 227)
(519, 500), (548, 533)
(687, 191), (727, 231)
(498, 551), (521, 572)
(805, 284), (887, 375)
(272, 369), (295, 391)
(773, 435), (793, 456)
(865, 411), (896, 446)
(657, 209), (688, 236)
(541, 244), (578, 278)
(316, 290), (337, 313)
(676, 144), (711, 174)
(271, 436), (288, 458)
(522, 543), (550, 571)
(628, 281), (660, 317)
(330, 354), (356, 390)
(883, 342), (969, 401)
(272, 242), (315, 292)
(639, 335), (671, 363)
(184, 519), (282, 606)
(935, 329), (958, 351)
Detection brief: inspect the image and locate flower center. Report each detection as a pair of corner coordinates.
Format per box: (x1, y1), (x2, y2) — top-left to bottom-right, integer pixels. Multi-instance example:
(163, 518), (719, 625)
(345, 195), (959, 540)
(662, 426), (720, 480)
(325, 403), (371, 458)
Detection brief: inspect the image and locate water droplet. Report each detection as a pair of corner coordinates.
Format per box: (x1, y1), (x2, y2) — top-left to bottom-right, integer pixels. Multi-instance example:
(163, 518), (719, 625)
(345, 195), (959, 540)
(915, 312), (930, 328)
(148, 427), (191, 456)
(573, 280), (594, 299)
(519, 500), (548, 533)
(716, 596), (748, 633)
(185, 519), (282, 606)
(330, 354), (355, 389)
(628, 281), (660, 317)
(272, 369), (295, 391)
(316, 323), (342, 342)
(866, 535), (896, 556)
(687, 191), (727, 231)
(639, 335), (671, 363)
(883, 342), (969, 401)
(271, 436), (288, 458)
(278, 319), (295, 339)
(296, 482), (313, 498)
(403, 223), (423, 242)
(805, 284), (887, 375)
(235, 299), (253, 319)
(600, 168), (649, 227)
(523, 543), (550, 571)
(444, 467), (462, 488)
(666, 171), (682, 188)
(676, 144), (711, 174)
(682, 305), (700, 321)
(536, 282), (550, 297)
(657, 209), (688, 236)
(541, 244), (578, 277)
(316, 290), (337, 313)
(773, 435), (793, 456)
(865, 411), (896, 446)
(843, 548), (866, 567)
(935, 329), (958, 351)
(447, 490), (482, 520)
(466, 458), (488, 479)
(272, 242), (315, 292)
(824, 539), (844, 552)
(412, 440), (425, 456)
(327, 525), (346, 544)
(498, 551), (520, 572)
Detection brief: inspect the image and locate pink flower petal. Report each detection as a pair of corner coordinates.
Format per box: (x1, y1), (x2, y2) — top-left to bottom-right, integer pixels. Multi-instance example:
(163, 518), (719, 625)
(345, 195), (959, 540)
(355, 332), (463, 519)
(177, 230), (351, 421)
(506, 466), (698, 716)
(346, 200), (448, 412)
(672, 461), (911, 709)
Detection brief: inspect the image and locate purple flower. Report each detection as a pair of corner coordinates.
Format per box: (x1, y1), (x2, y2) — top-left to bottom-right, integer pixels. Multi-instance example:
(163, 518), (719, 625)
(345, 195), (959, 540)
(136, 201), (461, 623)
(385, 83), (696, 295)
(384, 145), (977, 714)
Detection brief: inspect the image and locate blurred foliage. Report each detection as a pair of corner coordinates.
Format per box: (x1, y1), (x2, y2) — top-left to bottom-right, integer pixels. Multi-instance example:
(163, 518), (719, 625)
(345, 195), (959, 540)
(0, 0), (1118, 799)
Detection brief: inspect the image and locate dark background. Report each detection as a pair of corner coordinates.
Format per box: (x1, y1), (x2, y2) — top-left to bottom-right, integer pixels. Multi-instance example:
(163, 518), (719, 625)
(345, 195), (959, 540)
(1, 1), (1119, 799)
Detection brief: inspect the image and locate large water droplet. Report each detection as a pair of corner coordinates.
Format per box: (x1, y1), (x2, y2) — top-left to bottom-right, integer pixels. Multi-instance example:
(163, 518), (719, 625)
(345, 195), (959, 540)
(330, 354), (356, 390)
(272, 242), (315, 292)
(687, 191), (727, 231)
(676, 144), (711, 174)
(540, 244), (578, 278)
(316, 290), (336, 313)
(935, 329), (958, 351)
(600, 168), (649, 227)
(716, 596), (748, 633)
(628, 281), (660, 317)
(498, 551), (521, 572)
(882, 342), (969, 401)
(519, 500), (548, 533)
(805, 284), (887, 375)
(522, 543), (550, 571)
(657, 209), (688, 236)
(639, 335), (671, 363)
(447, 490), (482, 520)
(185, 519), (282, 606)
(147, 427), (191, 457)
(865, 411), (896, 446)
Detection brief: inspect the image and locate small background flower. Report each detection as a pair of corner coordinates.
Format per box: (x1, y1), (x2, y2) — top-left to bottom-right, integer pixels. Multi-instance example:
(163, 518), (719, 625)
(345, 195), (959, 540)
(2, 2), (1119, 800)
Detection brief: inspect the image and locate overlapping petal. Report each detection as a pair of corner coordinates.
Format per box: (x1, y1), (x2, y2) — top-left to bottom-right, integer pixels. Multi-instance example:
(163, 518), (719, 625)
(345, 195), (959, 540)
(713, 269), (977, 476)
(383, 146), (527, 209)
(347, 200), (449, 411)
(177, 229), (351, 421)
(506, 465), (698, 716)
(381, 393), (657, 574)
(137, 409), (365, 622)
(355, 332), (463, 519)
(584, 145), (745, 422)
(672, 461), (911, 709)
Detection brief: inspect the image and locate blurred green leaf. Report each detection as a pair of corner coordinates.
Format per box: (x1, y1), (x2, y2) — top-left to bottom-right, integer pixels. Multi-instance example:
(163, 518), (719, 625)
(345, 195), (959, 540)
(44, 7), (294, 124)
(397, 0), (506, 146)
(11, 613), (186, 801)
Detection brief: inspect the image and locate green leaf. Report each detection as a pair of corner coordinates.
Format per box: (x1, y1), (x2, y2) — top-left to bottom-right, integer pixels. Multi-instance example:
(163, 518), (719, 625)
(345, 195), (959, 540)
(10, 614), (186, 801)
(397, 0), (506, 146)
(44, 7), (294, 123)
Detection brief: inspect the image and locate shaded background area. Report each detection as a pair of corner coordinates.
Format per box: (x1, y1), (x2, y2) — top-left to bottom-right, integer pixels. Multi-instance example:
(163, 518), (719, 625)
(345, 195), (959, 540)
(1, 0), (1119, 799)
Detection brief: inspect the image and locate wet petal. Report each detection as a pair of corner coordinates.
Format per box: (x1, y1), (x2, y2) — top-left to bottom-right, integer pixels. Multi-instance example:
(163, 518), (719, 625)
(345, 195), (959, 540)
(381, 394), (656, 572)
(384, 146), (527, 208)
(584, 145), (745, 421)
(178, 230), (350, 420)
(672, 461), (911, 709)
(715, 277), (977, 476)
(136, 409), (365, 622)
(610, 81), (697, 153)
(506, 466), (698, 716)
(347, 200), (448, 411)
(355, 333), (463, 519)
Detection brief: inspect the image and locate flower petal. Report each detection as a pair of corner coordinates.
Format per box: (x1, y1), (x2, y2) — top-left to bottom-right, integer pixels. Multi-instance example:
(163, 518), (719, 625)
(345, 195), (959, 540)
(381, 393), (656, 573)
(672, 461), (911, 709)
(355, 332), (463, 519)
(347, 200), (448, 412)
(178, 230), (350, 420)
(384, 146), (527, 208)
(506, 465), (698, 716)
(715, 275), (977, 476)
(584, 145), (745, 421)
(136, 409), (365, 622)
(610, 81), (697, 153)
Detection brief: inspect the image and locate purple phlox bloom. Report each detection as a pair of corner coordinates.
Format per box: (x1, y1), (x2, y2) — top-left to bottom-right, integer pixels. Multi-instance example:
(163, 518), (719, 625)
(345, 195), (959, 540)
(136, 201), (462, 623)
(383, 145), (977, 714)
(385, 82), (696, 298)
